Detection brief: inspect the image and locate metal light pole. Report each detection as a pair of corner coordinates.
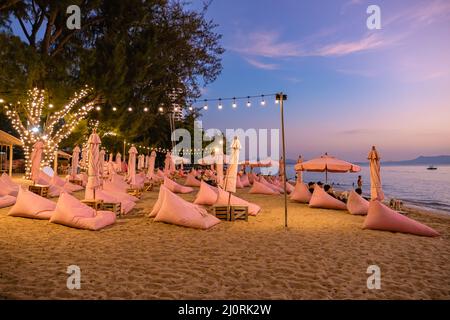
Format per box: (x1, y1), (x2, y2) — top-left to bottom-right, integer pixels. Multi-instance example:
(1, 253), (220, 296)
(277, 93), (288, 228)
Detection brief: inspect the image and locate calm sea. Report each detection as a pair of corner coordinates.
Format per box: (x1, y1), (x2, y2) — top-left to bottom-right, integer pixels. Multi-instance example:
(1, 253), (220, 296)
(281, 164), (450, 213)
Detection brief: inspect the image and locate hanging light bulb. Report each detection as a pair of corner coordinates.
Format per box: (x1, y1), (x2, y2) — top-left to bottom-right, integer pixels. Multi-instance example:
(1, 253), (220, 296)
(112, 107), (117, 111)
(188, 105), (193, 111)
(158, 106), (164, 112)
(204, 100), (208, 110)
(128, 107), (133, 112)
(48, 103), (54, 109)
(144, 107), (149, 112)
(247, 96), (251, 107)
(218, 99), (222, 110)
(96, 106), (101, 111)
(261, 95), (266, 106)
(275, 98), (279, 104)
(232, 97), (237, 109)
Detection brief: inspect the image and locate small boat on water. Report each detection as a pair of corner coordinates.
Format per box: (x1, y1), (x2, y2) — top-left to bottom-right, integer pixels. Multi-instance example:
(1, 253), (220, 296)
(427, 165), (438, 170)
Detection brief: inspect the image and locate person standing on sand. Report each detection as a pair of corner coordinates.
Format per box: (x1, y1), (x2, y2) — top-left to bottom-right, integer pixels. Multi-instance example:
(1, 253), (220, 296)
(357, 175), (363, 190)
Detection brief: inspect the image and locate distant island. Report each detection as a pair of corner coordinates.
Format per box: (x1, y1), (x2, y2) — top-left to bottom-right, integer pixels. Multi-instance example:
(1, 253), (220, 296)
(357, 155), (450, 166)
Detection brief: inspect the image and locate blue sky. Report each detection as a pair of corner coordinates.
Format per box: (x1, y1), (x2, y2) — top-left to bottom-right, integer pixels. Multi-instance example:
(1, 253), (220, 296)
(189, 0), (450, 161)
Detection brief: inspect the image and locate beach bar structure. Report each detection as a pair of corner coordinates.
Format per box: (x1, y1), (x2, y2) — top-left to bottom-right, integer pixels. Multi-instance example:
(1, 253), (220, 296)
(0, 130), (22, 176)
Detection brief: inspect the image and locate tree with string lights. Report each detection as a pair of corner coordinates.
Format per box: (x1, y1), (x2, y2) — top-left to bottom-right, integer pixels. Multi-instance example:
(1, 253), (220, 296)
(3, 86), (100, 178)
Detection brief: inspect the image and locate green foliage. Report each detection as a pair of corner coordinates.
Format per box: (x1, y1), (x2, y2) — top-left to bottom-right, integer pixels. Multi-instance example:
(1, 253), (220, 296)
(0, 0), (224, 150)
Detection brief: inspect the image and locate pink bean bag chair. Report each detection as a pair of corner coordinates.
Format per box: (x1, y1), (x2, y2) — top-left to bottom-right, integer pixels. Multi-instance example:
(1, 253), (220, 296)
(185, 174), (201, 187)
(164, 177), (193, 194)
(111, 175), (129, 192)
(260, 176), (283, 193)
(52, 175), (84, 192)
(103, 181), (139, 202)
(193, 181), (219, 205)
(50, 193), (116, 231)
(0, 180), (18, 197)
(241, 174), (251, 187)
(247, 173), (255, 185)
(156, 169), (165, 178)
(309, 186), (347, 210)
(236, 176), (244, 189)
(0, 173), (20, 196)
(215, 187), (261, 216)
(249, 181), (279, 195)
(8, 188), (55, 219)
(38, 171), (72, 197)
(363, 200), (439, 237)
(290, 183), (312, 203)
(0, 195), (16, 208)
(150, 186), (220, 230)
(347, 190), (369, 215)
(95, 189), (135, 215)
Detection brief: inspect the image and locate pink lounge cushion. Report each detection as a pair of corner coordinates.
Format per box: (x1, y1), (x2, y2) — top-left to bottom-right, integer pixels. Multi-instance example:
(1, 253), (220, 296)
(0, 195), (16, 208)
(0, 174), (20, 196)
(249, 181), (279, 195)
(95, 189), (135, 215)
(290, 183), (312, 203)
(241, 174), (251, 187)
(8, 188), (55, 219)
(215, 187), (261, 216)
(259, 176), (283, 193)
(103, 181), (139, 202)
(152, 186), (220, 230)
(0, 180), (17, 196)
(247, 173), (255, 185)
(164, 177), (194, 194)
(309, 186), (347, 210)
(236, 176), (244, 189)
(185, 174), (201, 187)
(52, 175), (84, 192)
(363, 200), (440, 237)
(347, 190), (369, 215)
(193, 181), (219, 205)
(50, 193), (116, 231)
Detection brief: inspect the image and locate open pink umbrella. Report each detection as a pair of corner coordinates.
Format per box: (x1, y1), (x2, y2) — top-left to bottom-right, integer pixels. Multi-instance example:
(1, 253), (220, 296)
(71, 145), (80, 180)
(30, 140), (44, 183)
(368, 146), (384, 201)
(85, 131), (101, 199)
(128, 145), (138, 187)
(295, 153), (361, 183)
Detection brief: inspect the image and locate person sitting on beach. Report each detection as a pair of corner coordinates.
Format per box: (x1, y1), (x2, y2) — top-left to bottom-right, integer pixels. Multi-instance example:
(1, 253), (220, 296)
(317, 181), (323, 188)
(308, 182), (315, 194)
(324, 184), (337, 198)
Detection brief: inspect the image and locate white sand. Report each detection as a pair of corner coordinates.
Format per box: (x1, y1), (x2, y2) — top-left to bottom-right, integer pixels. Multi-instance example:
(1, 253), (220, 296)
(0, 177), (449, 300)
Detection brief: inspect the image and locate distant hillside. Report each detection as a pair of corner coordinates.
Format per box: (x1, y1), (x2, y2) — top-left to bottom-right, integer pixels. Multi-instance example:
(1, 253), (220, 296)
(357, 155), (450, 166)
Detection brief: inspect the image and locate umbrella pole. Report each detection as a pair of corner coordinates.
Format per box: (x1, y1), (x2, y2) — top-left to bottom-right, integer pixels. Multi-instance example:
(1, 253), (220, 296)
(279, 93), (288, 228)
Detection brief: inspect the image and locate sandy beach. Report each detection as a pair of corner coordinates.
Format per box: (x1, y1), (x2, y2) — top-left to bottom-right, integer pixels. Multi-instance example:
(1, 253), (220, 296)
(0, 177), (449, 300)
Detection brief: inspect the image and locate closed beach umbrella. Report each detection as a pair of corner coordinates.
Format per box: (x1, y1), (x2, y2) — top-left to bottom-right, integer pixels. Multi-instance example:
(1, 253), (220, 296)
(216, 149), (224, 187)
(116, 152), (122, 172)
(145, 155), (150, 169)
(109, 152), (113, 163)
(164, 152), (170, 173)
(128, 145), (138, 187)
(30, 140), (44, 183)
(223, 136), (241, 193)
(80, 145), (88, 169)
(296, 155), (303, 183)
(99, 148), (106, 181)
(295, 153), (361, 183)
(368, 146), (384, 201)
(147, 151), (156, 177)
(71, 145), (80, 180)
(85, 131), (101, 199)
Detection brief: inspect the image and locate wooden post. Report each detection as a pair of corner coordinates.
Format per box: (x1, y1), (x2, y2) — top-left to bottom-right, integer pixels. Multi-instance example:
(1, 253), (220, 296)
(9, 144), (13, 176)
(278, 93), (288, 228)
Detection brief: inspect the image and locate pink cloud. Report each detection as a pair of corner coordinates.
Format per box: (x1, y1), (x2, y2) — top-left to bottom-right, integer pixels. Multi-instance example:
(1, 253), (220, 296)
(244, 57), (279, 70)
(314, 33), (387, 56)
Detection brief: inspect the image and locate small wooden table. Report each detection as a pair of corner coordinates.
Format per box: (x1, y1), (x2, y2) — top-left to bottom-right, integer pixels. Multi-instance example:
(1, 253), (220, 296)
(28, 184), (50, 198)
(212, 205), (248, 222)
(81, 199), (104, 210)
(102, 202), (122, 216)
(69, 179), (83, 186)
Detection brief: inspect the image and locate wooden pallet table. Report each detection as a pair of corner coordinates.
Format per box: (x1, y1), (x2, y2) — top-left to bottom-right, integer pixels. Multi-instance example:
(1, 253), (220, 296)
(81, 199), (104, 210)
(143, 182), (153, 192)
(102, 202), (122, 216)
(28, 184), (50, 198)
(212, 205), (249, 222)
(69, 179), (83, 186)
